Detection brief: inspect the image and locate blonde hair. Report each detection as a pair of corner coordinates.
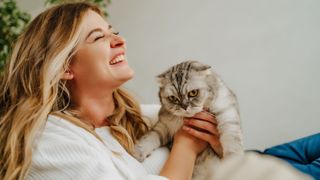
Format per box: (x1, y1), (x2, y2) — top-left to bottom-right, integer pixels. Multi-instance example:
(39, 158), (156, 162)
(0, 2), (147, 180)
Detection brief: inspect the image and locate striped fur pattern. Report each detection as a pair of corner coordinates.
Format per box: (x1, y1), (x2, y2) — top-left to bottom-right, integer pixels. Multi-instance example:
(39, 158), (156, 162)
(133, 60), (243, 179)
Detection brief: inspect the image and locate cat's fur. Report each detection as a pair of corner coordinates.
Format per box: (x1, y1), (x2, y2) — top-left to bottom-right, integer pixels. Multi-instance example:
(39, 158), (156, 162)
(133, 60), (243, 179)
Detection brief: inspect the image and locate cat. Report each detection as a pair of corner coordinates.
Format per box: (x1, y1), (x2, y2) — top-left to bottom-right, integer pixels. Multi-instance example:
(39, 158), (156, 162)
(133, 60), (243, 179)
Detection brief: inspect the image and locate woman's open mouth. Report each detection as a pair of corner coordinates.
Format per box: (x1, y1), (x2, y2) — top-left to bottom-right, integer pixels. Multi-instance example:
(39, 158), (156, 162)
(110, 54), (125, 65)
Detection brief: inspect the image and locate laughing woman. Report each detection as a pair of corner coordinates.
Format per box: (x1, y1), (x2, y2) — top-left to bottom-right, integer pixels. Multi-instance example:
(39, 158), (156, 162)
(0, 2), (220, 180)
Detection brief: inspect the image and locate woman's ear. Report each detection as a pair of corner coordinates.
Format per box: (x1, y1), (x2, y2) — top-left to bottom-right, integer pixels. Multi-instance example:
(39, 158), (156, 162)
(62, 69), (74, 80)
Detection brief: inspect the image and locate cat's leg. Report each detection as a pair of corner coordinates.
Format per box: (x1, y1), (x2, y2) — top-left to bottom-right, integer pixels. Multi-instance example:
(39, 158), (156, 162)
(216, 108), (244, 157)
(209, 89), (243, 158)
(133, 121), (170, 162)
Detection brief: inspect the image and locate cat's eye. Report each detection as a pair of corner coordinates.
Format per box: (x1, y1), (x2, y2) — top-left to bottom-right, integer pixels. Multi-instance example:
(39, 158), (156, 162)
(188, 89), (199, 97)
(168, 96), (180, 104)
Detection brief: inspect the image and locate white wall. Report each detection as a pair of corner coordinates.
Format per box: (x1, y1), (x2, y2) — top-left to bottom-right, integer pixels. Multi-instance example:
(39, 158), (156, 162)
(17, 0), (320, 150)
(17, 0), (44, 16)
(108, 0), (320, 150)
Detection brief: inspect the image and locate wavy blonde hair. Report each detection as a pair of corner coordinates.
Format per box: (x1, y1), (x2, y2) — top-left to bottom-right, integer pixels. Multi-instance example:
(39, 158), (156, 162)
(0, 2), (148, 180)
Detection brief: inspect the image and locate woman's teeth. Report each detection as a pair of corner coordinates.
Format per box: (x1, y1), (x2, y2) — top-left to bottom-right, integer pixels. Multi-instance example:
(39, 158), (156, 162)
(110, 55), (125, 65)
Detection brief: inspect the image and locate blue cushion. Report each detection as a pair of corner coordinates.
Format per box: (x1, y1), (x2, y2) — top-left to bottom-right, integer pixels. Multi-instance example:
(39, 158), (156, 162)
(263, 133), (320, 180)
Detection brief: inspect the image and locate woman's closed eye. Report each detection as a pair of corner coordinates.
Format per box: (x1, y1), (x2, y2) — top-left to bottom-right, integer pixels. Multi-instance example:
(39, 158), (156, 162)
(89, 29), (119, 42)
(94, 35), (105, 41)
(93, 31), (119, 41)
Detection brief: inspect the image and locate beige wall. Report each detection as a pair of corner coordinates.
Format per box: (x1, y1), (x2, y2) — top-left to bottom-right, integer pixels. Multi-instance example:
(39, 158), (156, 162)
(16, 0), (320, 150)
(16, 0), (44, 16)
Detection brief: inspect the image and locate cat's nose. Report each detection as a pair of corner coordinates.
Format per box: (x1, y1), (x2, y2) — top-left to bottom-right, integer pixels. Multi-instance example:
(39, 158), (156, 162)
(181, 104), (188, 110)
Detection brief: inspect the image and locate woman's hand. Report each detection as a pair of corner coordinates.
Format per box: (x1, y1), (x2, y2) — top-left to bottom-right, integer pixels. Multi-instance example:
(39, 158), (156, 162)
(173, 127), (208, 156)
(183, 111), (223, 158)
(160, 111), (221, 180)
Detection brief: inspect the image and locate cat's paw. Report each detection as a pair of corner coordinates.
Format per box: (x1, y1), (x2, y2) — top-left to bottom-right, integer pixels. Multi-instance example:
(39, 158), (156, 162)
(132, 143), (151, 162)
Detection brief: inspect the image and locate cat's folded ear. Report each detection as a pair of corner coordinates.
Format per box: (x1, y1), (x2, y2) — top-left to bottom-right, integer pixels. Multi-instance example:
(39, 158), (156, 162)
(191, 61), (212, 75)
(156, 71), (168, 85)
(191, 61), (211, 71)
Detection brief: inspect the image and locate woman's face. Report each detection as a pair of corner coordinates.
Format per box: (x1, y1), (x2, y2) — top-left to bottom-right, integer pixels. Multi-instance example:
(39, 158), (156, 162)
(69, 10), (134, 90)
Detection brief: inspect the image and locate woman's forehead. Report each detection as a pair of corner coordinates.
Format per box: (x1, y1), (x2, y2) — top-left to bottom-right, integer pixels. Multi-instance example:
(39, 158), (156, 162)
(82, 10), (109, 33)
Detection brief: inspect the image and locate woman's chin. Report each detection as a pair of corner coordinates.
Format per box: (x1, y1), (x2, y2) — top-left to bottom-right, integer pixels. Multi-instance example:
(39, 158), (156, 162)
(121, 68), (134, 81)
(111, 65), (134, 81)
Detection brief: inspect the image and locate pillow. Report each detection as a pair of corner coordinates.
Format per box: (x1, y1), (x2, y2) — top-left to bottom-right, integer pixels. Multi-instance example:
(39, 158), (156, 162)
(140, 104), (161, 127)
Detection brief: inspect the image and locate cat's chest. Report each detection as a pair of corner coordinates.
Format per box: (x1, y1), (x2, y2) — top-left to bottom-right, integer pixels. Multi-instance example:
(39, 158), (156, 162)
(166, 115), (184, 135)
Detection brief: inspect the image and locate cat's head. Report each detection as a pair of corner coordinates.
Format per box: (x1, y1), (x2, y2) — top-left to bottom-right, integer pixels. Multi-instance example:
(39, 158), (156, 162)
(157, 60), (216, 117)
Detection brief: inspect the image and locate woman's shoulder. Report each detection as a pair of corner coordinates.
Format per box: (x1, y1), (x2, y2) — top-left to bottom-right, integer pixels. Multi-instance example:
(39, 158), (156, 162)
(40, 114), (95, 143)
(32, 114), (110, 160)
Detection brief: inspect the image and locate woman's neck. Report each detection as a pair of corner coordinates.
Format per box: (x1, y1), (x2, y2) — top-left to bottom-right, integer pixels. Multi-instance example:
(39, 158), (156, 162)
(71, 88), (115, 128)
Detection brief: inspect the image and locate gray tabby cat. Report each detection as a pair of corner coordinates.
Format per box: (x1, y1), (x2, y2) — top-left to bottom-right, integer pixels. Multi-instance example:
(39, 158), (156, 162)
(133, 60), (243, 180)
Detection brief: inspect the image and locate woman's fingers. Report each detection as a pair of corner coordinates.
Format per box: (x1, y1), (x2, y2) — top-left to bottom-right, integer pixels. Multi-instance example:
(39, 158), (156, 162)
(191, 111), (217, 125)
(182, 125), (213, 142)
(184, 119), (219, 136)
(184, 110), (219, 136)
(183, 111), (223, 158)
(183, 125), (223, 158)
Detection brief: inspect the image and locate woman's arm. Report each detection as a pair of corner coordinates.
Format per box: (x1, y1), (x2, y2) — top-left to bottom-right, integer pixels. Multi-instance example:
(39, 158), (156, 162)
(143, 110), (220, 180)
(160, 128), (208, 180)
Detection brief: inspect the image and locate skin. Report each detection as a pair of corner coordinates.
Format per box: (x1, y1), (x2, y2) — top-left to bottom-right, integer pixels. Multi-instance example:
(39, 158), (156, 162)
(63, 10), (133, 127)
(63, 10), (223, 180)
(184, 111), (223, 158)
(160, 112), (222, 180)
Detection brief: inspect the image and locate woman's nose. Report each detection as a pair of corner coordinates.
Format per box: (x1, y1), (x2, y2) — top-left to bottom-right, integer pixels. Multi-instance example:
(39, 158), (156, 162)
(110, 34), (126, 48)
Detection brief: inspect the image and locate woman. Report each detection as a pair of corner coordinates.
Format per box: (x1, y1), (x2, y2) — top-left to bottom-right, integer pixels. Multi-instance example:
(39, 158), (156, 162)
(0, 2), (221, 180)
